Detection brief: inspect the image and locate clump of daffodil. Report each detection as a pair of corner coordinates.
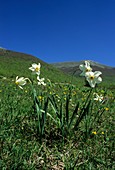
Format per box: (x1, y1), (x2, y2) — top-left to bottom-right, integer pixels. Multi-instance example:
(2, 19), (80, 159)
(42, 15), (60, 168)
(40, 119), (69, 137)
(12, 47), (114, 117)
(93, 93), (104, 102)
(29, 63), (41, 75)
(15, 76), (27, 89)
(79, 60), (92, 76)
(15, 63), (47, 137)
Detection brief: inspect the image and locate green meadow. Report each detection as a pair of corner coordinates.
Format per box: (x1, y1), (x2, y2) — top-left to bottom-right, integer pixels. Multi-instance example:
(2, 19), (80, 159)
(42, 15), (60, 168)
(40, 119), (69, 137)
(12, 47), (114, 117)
(0, 50), (115, 169)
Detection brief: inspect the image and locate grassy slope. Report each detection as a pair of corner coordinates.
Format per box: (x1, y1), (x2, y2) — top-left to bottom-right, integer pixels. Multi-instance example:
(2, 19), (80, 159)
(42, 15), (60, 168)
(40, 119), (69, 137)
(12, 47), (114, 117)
(0, 49), (78, 84)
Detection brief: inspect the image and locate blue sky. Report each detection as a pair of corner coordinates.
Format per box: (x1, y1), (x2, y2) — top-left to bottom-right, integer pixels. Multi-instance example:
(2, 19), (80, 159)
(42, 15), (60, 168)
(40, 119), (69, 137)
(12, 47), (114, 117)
(0, 0), (115, 66)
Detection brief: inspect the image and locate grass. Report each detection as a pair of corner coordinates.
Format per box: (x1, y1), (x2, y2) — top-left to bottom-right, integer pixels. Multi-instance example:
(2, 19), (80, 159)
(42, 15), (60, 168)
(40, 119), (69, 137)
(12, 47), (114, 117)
(0, 50), (115, 169)
(0, 76), (115, 169)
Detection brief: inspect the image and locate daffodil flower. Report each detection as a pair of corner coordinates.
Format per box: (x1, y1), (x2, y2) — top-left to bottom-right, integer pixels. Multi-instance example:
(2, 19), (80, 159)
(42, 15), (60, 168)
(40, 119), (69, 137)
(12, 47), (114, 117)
(15, 76), (27, 89)
(79, 61), (92, 76)
(29, 63), (41, 75)
(85, 71), (102, 88)
(37, 76), (46, 86)
(93, 93), (104, 102)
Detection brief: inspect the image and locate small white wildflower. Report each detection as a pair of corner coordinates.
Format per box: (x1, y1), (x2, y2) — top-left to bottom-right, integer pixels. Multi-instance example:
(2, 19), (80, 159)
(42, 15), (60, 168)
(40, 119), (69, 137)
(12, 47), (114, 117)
(85, 71), (102, 88)
(37, 76), (46, 86)
(94, 93), (104, 102)
(79, 61), (92, 76)
(15, 76), (27, 89)
(29, 63), (41, 75)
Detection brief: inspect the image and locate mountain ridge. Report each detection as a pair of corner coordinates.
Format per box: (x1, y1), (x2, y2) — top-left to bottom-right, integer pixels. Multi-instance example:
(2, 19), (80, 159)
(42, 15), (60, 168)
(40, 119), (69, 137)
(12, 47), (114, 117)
(51, 60), (115, 77)
(51, 60), (115, 69)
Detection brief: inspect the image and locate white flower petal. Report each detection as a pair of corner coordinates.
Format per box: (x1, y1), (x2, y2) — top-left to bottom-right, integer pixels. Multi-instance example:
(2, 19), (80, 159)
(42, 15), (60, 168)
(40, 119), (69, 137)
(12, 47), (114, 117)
(18, 77), (25, 81)
(16, 76), (18, 79)
(40, 78), (45, 81)
(37, 76), (40, 80)
(15, 76), (27, 89)
(18, 85), (23, 89)
(88, 79), (96, 88)
(85, 71), (94, 77)
(29, 67), (35, 71)
(96, 76), (102, 84)
(42, 82), (46, 86)
(31, 63), (38, 68)
(79, 64), (84, 71)
(36, 71), (40, 76)
(79, 61), (92, 77)
(85, 61), (90, 67)
(19, 81), (26, 86)
(94, 71), (102, 77)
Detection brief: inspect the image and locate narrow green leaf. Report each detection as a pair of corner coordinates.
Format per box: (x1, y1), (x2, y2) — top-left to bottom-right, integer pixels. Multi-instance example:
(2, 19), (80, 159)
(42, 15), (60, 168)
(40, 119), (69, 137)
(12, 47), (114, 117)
(68, 102), (79, 129)
(65, 95), (69, 125)
(41, 98), (49, 135)
(59, 101), (63, 127)
(74, 100), (91, 130)
(48, 96), (60, 118)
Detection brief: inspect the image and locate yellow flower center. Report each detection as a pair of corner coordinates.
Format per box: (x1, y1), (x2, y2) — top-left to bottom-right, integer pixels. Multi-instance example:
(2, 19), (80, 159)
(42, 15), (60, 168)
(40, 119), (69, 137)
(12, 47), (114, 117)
(15, 81), (19, 85)
(90, 76), (94, 80)
(35, 67), (40, 72)
(86, 68), (91, 72)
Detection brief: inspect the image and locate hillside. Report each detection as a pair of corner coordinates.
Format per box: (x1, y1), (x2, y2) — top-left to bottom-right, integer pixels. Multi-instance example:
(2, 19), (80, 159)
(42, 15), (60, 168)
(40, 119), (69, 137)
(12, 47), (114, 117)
(0, 48), (115, 88)
(0, 49), (76, 83)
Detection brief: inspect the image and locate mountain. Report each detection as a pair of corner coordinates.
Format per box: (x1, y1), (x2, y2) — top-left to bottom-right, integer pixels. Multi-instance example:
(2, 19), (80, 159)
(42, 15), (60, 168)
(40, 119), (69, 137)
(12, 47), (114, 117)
(0, 49), (77, 83)
(51, 61), (115, 78)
